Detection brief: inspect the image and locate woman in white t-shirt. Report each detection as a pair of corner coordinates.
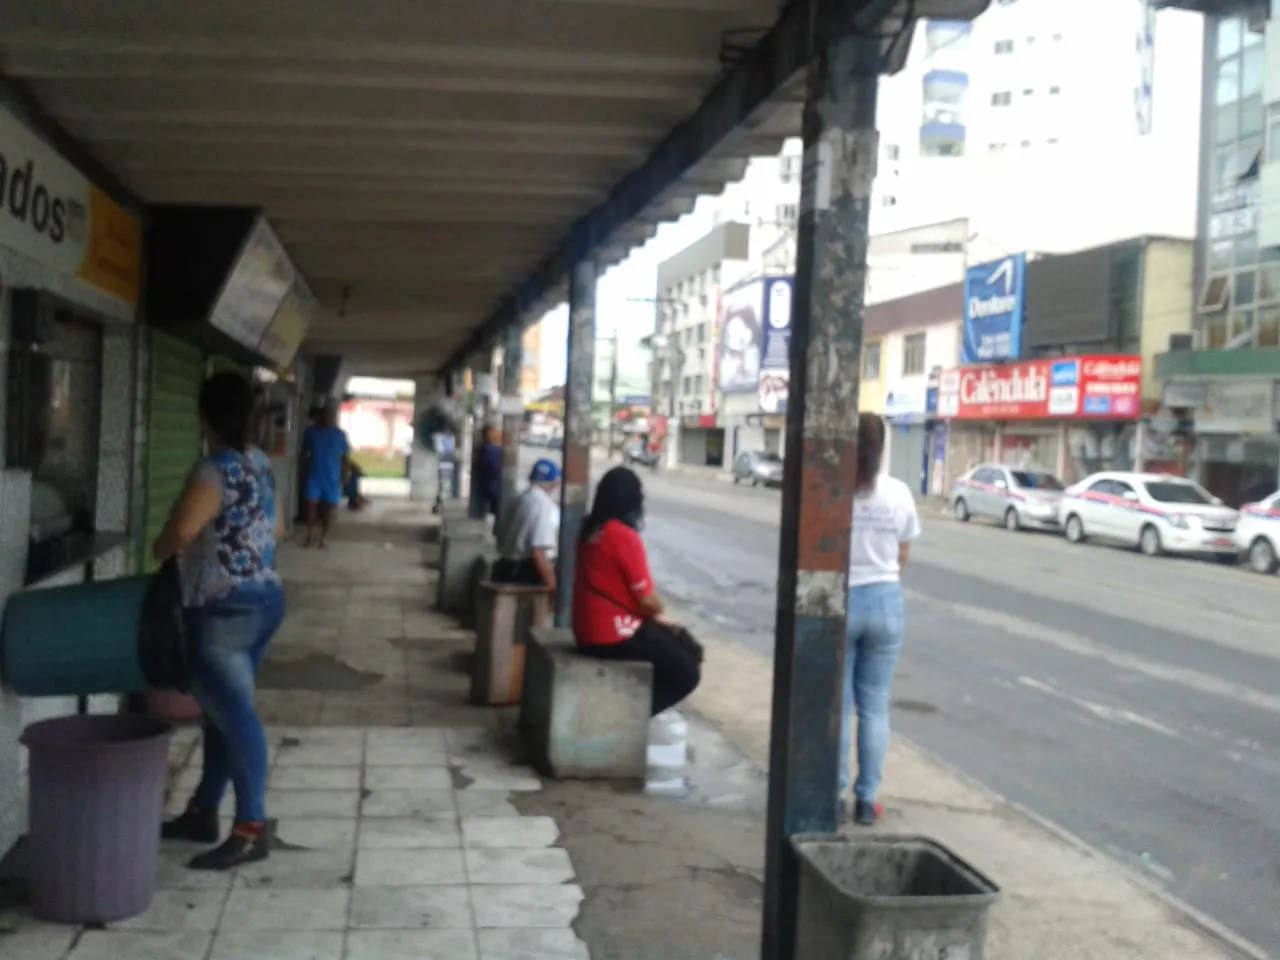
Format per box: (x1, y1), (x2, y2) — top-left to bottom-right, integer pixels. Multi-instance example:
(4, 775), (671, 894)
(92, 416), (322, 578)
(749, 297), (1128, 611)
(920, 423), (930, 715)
(840, 413), (921, 825)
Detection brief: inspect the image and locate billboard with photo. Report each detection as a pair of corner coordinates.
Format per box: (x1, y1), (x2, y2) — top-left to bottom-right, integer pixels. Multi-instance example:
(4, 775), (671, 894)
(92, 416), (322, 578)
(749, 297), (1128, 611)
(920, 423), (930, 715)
(757, 276), (793, 414)
(718, 280), (763, 394)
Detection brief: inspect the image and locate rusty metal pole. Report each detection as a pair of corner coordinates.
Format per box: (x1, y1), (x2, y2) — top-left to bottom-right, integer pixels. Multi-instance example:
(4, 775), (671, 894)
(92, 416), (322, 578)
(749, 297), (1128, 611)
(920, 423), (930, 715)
(556, 258), (597, 626)
(500, 324), (525, 513)
(760, 12), (880, 960)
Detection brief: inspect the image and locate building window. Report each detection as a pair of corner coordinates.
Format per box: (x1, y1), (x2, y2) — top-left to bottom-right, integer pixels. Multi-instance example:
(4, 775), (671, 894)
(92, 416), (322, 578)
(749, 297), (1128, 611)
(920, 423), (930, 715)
(1022, 88), (1035, 97)
(777, 203), (799, 225)
(682, 376), (692, 395)
(994, 39), (1014, 54)
(1198, 275), (1231, 313)
(693, 375), (704, 395)
(991, 91), (1012, 107)
(1049, 86), (1061, 95)
(862, 341), (882, 380)
(885, 144), (901, 161)
(989, 142), (1007, 152)
(1021, 140), (1032, 148)
(1258, 306), (1280, 346)
(902, 334), (927, 376)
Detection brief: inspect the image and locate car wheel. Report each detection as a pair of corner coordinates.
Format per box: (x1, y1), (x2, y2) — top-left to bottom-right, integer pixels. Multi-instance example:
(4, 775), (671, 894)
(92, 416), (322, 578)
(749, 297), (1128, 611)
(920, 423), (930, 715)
(954, 498), (970, 522)
(1249, 537), (1277, 574)
(1064, 514), (1085, 543)
(1004, 508), (1020, 532)
(1139, 524), (1162, 557)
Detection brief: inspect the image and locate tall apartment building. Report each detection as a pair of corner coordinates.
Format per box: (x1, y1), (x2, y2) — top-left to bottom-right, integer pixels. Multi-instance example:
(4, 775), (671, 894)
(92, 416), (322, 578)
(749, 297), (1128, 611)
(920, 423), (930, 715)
(1152, 0), (1279, 507)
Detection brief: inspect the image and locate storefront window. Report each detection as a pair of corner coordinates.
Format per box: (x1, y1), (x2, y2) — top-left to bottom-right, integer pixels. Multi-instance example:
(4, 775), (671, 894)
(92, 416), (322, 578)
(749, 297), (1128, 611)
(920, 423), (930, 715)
(5, 298), (104, 576)
(1257, 306), (1280, 346)
(1230, 309), (1254, 342)
(1204, 314), (1229, 348)
(1218, 17), (1243, 60)
(1066, 423), (1136, 484)
(1235, 269), (1256, 305)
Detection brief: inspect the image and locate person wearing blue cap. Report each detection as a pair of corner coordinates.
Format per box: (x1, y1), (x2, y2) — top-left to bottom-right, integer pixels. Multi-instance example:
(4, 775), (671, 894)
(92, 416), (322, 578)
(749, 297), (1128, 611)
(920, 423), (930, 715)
(491, 458), (562, 590)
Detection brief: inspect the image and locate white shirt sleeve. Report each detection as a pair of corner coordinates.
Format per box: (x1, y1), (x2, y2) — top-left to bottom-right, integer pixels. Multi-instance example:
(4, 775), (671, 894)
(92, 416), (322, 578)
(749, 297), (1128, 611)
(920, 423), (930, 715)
(531, 498), (560, 552)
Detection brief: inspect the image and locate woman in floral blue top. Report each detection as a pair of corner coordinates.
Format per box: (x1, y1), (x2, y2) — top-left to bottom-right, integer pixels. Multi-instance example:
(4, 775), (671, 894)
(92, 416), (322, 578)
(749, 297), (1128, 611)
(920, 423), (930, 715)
(155, 372), (285, 871)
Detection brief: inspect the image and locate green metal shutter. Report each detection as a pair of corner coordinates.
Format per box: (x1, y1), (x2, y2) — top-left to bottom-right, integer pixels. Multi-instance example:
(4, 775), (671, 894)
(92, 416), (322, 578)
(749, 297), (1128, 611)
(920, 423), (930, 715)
(141, 332), (205, 574)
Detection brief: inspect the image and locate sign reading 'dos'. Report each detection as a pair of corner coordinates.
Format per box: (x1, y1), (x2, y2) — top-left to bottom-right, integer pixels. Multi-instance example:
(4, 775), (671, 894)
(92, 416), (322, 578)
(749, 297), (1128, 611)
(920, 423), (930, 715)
(962, 254), (1026, 364)
(0, 106), (142, 306)
(937, 355), (1142, 421)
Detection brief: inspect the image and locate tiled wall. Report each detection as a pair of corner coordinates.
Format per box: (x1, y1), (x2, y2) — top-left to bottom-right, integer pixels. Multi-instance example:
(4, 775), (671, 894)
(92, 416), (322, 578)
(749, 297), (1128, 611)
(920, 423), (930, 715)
(0, 286), (143, 858)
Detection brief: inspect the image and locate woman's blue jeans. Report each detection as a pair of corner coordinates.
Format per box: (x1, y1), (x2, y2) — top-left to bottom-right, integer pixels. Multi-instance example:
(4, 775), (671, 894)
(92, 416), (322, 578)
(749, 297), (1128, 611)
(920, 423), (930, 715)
(186, 582), (286, 823)
(838, 581), (905, 803)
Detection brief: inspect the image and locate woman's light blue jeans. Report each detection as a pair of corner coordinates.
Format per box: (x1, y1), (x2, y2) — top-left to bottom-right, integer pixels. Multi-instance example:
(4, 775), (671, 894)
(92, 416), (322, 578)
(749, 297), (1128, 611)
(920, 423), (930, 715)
(186, 582), (286, 823)
(838, 581), (905, 803)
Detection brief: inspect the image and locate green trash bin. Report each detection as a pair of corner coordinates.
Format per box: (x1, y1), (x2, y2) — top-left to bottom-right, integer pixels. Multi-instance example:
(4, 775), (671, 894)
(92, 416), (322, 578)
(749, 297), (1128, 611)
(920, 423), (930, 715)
(793, 834), (1000, 960)
(2, 561), (188, 697)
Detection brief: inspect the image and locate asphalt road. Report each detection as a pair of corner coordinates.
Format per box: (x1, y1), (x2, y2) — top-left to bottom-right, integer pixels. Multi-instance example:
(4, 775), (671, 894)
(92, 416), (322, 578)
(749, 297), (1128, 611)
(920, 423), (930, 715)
(625, 466), (1280, 954)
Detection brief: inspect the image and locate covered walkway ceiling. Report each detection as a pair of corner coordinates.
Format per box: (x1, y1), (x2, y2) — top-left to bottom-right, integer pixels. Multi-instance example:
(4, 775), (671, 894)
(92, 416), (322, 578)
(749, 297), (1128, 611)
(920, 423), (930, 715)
(1, 0), (988, 376)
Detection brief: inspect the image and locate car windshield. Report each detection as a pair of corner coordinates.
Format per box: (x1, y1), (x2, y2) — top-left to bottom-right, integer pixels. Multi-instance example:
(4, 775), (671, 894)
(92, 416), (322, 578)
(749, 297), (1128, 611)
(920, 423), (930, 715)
(1143, 480), (1214, 505)
(755, 453), (782, 463)
(1011, 471), (1064, 491)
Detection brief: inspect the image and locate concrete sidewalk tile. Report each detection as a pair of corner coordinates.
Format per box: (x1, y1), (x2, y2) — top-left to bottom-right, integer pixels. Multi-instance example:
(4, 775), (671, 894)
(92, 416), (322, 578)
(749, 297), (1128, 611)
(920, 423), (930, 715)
(454, 792), (521, 817)
(276, 742), (364, 767)
(462, 815), (559, 849)
(471, 884), (585, 928)
(272, 818), (359, 852)
(271, 766), (362, 790)
(987, 913), (1236, 959)
(267, 789), (361, 818)
(366, 726), (449, 747)
(155, 846), (237, 891)
(208, 930), (345, 960)
(345, 929), (478, 960)
(364, 765), (453, 791)
(360, 788), (457, 818)
(355, 848), (467, 886)
(477, 928), (590, 960)
(114, 888), (227, 932)
(220, 887), (351, 931)
(453, 766), (542, 793)
(349, 885), (473, 928)
(0, 918), (78, 960)
(67, 932), (214, 960)
(236, 849), (356, 889)
(465, 848), (576, 885)
(365, 740), (449, 766)
(269, 726), (366, 747)
(358, 816), (461, 849)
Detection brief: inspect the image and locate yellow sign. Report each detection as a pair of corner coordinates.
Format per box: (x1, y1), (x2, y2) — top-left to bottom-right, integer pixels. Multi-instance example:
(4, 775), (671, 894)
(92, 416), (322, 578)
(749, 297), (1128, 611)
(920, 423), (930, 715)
(1, 106), (142, 306)
(78, 185), (142, 304)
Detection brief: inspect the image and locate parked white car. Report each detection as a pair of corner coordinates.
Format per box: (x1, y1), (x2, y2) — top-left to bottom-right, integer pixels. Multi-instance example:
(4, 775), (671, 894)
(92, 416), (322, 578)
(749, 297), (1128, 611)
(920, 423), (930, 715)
(1057, 472), (1240, 559)
(950, 464), (1066, 531)
(1236, 492), (1280, 574)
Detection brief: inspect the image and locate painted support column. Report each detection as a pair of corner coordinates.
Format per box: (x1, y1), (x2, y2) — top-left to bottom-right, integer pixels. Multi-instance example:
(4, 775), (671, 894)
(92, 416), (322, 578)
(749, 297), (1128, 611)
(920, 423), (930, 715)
(556, 259), (597, 627)
(468, 361), (496, 520)
(760, 18), (881, 960)
(500, 325), (525, 511)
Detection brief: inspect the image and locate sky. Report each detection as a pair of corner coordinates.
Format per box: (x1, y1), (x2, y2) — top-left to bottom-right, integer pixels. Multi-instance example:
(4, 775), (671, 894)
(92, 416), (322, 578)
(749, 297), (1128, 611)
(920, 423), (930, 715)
(537, 197), (721, 389)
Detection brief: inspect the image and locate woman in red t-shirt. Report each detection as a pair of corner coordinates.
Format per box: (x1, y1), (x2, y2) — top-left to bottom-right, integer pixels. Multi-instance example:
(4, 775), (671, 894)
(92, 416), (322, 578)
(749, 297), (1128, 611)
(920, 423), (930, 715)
(572, 467), (701, 716)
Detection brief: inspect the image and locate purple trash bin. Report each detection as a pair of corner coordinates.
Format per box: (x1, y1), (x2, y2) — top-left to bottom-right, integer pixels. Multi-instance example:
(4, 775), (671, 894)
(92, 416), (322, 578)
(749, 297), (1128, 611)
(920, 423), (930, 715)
(21, 714), (173, 924)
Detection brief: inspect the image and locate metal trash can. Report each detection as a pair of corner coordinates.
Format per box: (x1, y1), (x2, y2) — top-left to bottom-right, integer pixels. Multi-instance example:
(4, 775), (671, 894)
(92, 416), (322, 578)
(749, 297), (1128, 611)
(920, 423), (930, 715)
(22, 714), (174, 924)
(793, 834), (1000, 960)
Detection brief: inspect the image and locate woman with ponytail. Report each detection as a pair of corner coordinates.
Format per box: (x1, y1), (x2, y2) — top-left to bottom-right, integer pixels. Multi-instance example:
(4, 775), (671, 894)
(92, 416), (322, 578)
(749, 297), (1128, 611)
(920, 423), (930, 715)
(153, 372), (286, 870)
(839, 412), (921, 825)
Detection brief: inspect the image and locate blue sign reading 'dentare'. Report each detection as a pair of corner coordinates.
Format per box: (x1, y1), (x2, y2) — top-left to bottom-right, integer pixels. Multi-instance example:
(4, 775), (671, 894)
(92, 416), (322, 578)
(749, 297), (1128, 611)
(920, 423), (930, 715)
(962, 253), (1026, 364)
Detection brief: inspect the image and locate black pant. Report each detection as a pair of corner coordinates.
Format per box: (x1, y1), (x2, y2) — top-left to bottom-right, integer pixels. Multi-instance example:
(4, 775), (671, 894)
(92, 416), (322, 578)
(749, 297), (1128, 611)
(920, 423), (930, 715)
(581, 620), (701, 716)
(491, 558), (544, 587)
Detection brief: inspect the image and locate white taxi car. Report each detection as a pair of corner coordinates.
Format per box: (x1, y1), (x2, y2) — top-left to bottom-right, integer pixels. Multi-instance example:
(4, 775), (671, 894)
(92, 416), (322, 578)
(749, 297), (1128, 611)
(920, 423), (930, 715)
(1236, 492), (1280, 574)
(1058, 472), (1240, 559)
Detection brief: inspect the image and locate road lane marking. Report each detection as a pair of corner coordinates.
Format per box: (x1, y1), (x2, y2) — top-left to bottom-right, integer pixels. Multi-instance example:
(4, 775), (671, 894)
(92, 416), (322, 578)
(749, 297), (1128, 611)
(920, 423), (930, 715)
(908, 588), (1280, 720)
(1015, 676), (1181, 738)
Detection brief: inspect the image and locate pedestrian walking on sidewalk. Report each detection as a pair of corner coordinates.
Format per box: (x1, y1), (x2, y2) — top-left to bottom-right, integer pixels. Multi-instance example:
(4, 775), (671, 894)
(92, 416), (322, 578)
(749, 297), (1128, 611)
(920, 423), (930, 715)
(841, 412), (921, 826)
(301, 403), (352, 548)
(572, 466), (702, 715)
(154, 372), (286, 870)
(474, 423), (503, 521)
(492, 458), (561, 590)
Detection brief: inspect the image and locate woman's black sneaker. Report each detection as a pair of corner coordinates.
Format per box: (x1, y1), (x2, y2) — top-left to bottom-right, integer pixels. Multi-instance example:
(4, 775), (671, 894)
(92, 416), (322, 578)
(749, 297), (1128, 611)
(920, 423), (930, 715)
(188, 823), (270, 872)
(854, 799), (883, 826)
(161, 804), (220, 844)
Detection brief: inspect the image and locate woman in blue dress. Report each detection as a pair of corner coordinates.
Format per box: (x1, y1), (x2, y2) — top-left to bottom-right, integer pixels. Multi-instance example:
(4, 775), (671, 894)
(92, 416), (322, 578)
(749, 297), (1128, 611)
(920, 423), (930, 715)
(155, 372), (286, 871)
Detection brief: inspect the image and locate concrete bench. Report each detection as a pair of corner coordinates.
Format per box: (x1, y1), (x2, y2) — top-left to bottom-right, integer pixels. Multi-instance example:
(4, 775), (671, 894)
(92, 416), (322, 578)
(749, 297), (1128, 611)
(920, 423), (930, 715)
(471, 583), (552, 706)
(520, 627), (653, 780)
(436, 522), (492, 616)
